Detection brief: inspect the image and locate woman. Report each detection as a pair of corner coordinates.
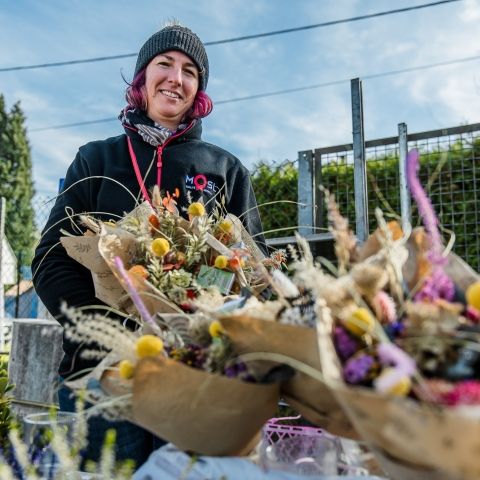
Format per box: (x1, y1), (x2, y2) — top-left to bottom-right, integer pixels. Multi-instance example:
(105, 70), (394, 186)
(32, 22), (266, 467)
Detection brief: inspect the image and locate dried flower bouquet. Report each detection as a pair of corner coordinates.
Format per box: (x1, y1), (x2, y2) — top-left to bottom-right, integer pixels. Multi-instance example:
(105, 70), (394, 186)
(307, 150), (480, 479)
(60, 187), (271, 316)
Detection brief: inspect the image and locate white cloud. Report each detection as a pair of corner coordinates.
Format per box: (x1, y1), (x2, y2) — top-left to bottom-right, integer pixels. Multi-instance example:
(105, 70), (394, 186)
(460, 0), (480, 22)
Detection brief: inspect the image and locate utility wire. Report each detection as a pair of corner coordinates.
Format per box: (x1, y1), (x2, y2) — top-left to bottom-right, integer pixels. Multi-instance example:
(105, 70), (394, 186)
(217, 53), (480, 104)
(29, 53), (480, 132)
(0, 0), (462, 73)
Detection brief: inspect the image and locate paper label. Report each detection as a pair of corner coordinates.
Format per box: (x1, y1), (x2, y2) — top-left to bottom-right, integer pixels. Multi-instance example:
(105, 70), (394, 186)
(196, 265), (235, 295)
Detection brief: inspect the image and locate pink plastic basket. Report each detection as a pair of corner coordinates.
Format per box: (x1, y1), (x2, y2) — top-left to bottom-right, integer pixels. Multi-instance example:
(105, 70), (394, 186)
(262, 415), (326, 445)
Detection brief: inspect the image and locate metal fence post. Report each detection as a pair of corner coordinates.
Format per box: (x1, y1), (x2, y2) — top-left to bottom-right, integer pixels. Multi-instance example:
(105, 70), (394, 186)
(298, 150), (315, 236)
(0, 197), (5, 349)
(15, 252), (22, 318)
(351, 78), (368, 242)
(398, 122), (411, 232)
(314, 149), (324, 230)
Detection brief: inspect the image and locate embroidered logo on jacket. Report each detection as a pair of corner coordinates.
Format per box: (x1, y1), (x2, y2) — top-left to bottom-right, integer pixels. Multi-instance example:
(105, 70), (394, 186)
(185, 174), (219, 195)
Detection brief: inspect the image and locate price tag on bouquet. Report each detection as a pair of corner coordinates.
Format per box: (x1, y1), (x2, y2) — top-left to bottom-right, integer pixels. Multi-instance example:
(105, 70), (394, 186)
(196, 265), (235, 295)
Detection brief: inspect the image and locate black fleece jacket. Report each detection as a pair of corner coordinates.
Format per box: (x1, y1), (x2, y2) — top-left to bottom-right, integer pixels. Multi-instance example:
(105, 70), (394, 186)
(32, 120), (266, 376)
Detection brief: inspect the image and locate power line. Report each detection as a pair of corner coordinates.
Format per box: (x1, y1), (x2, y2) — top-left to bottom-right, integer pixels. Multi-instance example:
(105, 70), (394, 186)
(1, 0), (462, 73)
(29, 53), (480, 132)
(30, 118), (118, 131)
(216, 54), (480, 104)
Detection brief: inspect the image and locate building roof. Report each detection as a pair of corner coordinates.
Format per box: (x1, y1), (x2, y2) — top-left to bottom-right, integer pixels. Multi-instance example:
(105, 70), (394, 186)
(5, 279), (33, 297)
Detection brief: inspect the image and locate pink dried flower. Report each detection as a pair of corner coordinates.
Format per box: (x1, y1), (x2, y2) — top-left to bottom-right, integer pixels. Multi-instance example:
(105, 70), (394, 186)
(441, 381), (480, 406)
(372, 291), (397, 324)
(466, 305), (480, 324)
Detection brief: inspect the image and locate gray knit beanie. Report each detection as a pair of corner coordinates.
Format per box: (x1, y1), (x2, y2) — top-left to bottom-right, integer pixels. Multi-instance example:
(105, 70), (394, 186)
(134, 25), (209, 91)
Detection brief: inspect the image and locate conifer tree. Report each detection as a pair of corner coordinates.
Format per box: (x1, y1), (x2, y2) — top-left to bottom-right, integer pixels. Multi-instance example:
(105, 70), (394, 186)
(0, 94), (36, 263)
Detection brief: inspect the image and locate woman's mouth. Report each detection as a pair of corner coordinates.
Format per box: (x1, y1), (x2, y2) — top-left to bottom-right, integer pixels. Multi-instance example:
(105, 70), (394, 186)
(159, 89), (181, 100)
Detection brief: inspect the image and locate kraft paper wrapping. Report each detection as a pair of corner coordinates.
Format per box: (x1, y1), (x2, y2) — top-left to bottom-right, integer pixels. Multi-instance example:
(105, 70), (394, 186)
(131, 356), (279, 456)
(60, 202), (154, 311)
(60, 233), (129, 310)
(97, 228), (181, 315)
(219, 315), (358, 438)
(314, 297), (480, 480)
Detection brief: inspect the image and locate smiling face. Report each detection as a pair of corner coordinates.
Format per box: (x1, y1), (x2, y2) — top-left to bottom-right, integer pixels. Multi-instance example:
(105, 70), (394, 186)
(144, 50), (199, 130)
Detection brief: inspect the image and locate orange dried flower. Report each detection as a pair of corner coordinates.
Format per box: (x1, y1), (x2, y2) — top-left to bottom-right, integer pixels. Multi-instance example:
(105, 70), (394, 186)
(128, 265), (149, 279)
(228, 256), (245, 270)
(149, 214), (160, 230)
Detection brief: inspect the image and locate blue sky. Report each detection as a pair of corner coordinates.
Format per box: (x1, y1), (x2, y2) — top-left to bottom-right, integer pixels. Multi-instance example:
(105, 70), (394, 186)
(0, 0), (479, 199)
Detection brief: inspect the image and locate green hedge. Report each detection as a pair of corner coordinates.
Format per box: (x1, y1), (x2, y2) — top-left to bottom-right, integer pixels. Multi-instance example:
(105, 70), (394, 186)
(251, 160), (298, 238)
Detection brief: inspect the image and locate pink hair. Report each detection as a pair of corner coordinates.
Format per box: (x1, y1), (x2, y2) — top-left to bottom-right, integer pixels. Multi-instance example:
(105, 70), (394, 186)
(125, 68), (213, 122)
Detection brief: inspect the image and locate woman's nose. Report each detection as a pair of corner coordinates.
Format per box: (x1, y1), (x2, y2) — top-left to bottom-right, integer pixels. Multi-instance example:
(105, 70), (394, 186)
(168, 67), (182, 85)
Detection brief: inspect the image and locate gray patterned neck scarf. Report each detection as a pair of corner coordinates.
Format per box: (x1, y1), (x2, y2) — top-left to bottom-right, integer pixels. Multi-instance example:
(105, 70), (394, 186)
(119, 107), (189, 147)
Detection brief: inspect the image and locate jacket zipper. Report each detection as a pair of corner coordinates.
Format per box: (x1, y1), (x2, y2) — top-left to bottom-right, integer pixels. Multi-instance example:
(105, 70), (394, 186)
(155, 121), (195, 192)
(127, 120), (195, 205)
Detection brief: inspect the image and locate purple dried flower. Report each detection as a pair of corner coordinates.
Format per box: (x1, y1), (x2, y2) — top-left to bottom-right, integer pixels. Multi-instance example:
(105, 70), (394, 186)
(343, 354), (375, 384)
(224, 366), (237, 378)
(406, 150), (455, 301)
(385, 320), (405, 340)
(334, 326), (359, 360)
(114, 256), (158, 329)
(414, 267), (455, 302)
(406, 150), (443, 263)
(377, 343), (416, 372)
(222, 360), (256, 382)
(374, 343), (416, 393)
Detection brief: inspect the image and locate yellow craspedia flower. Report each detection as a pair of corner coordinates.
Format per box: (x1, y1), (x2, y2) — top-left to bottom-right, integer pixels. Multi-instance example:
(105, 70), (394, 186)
(187, 202), (206, 217)
(378, 368), (412, 396)
(466, 281), (480, 311)
(118, 359), (135, 379)
(214, 255), (229, 269)
(135, 335), (164, 358)
(208, 320), (225, 338)
(151, 238), (170, 257)
(344, 307), (375, 337)
(218, 220), (233, 234)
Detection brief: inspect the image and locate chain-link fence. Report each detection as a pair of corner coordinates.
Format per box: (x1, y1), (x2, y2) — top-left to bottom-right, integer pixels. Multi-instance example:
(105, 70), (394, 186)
(300, 123), (480, 271)
(2, 195), (53, 321)
(251, 159), (299, 238)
